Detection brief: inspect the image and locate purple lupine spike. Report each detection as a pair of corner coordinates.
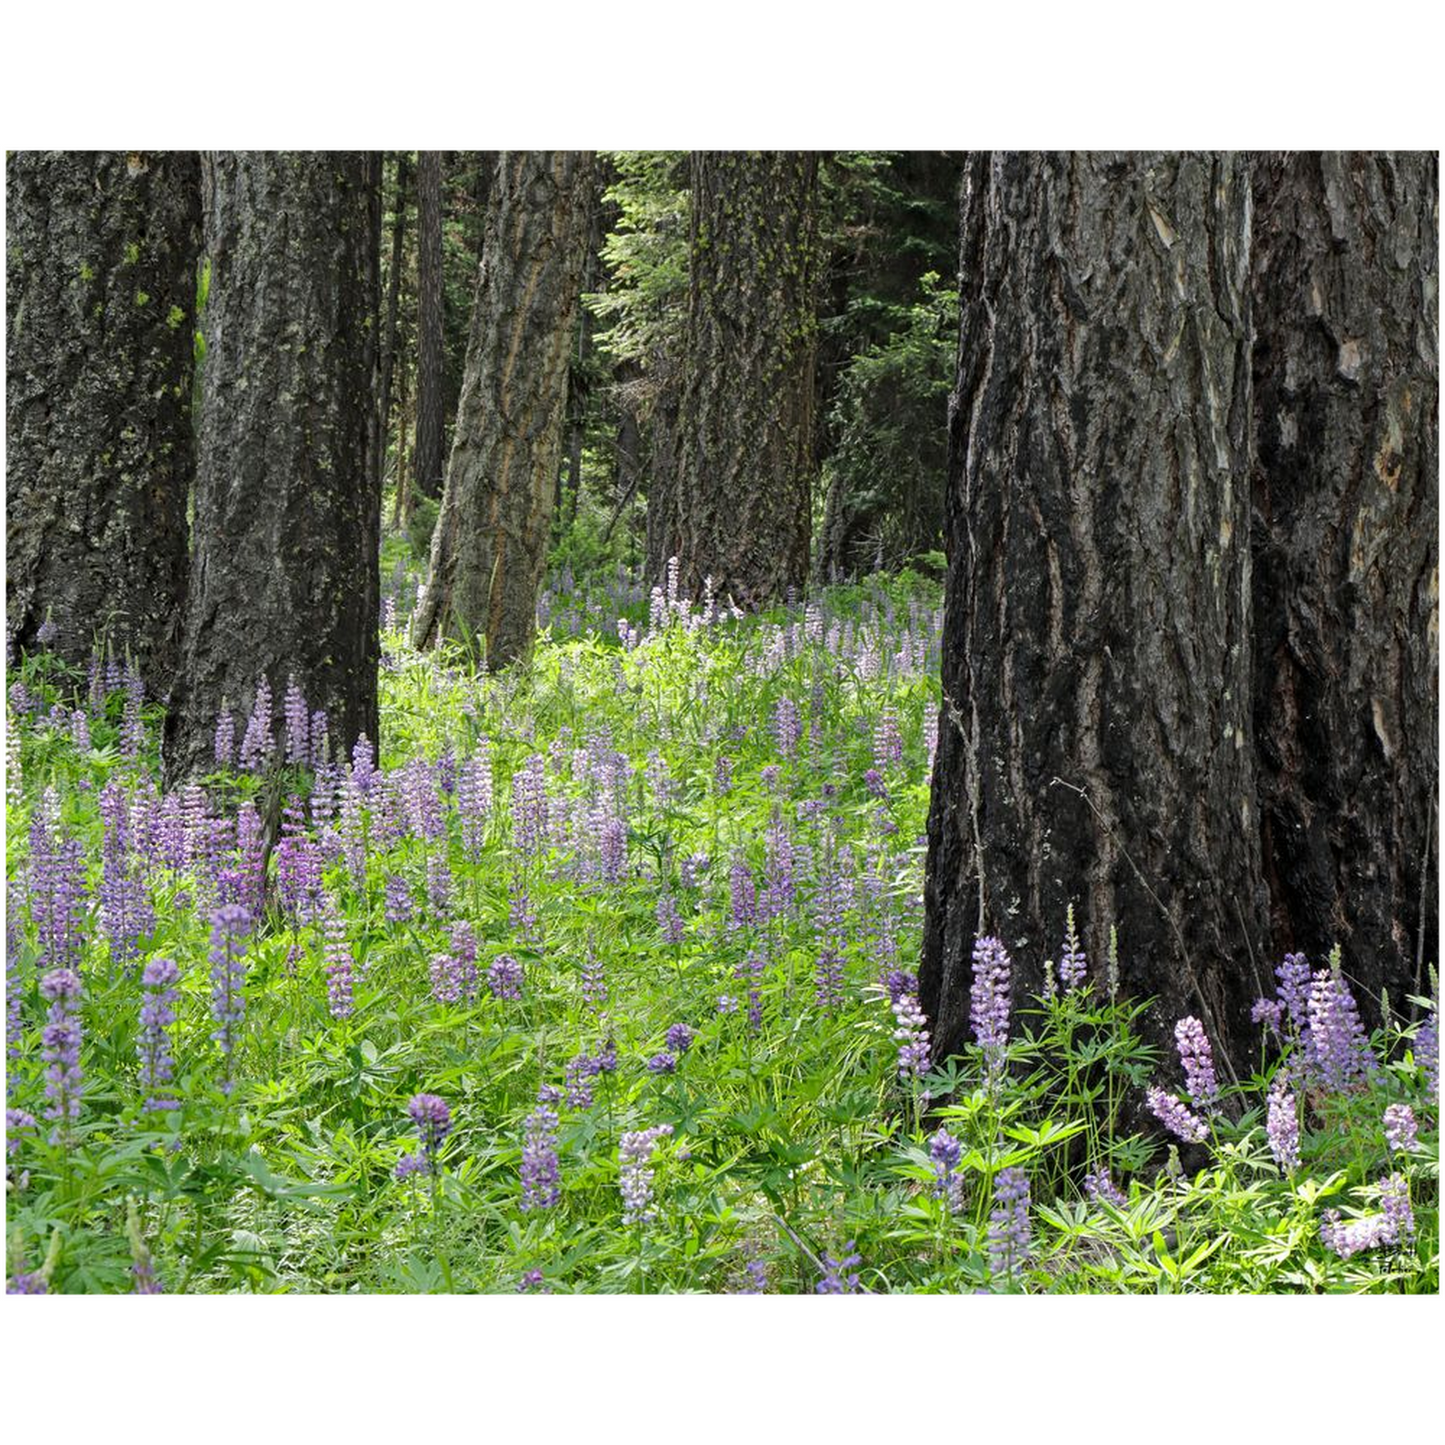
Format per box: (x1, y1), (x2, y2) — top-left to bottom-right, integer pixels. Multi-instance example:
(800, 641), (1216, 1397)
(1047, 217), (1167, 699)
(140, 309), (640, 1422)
(1083, 1167), (1127, 1209)
(646, 1051), (677, 1074)
(1306, 965), (1376, 1091)
(487, 954), (524, 1002)
(728, 855), (758, 933)
(581, 944), (608, 1012)
(1266, 1082), (1300, 1172)
(664, 1023), (694, 1055)
(138, 957), (181, 1110)
(237, 676), (274, 771)
(99, 779), (153, 966)
(456, 742), (493, 863)
(1275, 953), (1312, 1032)
(510, 754), (549, 858)
(988, 1167), (1032, 1283)
(407, 1093), (452, 1169)
(772, 697), (802, 759)
(322, 900), (355, 1019)
(1146, 1086), (1208, 1143)
(929, 1128), (964, 1214)
(619, 1124), (672, 1225)
(275, 798), (323, 925)
(1414, 1010), (1438, 1095)
(872, 709), (902, 771)
(40, 968), (84, 1140)
(283, 675), (309, 767)
(208, 904), (251, 1093)
(1058, 905), (1087, 992)
(657, 892), (685, 946)
(383, 873), (414, 924)
(1174, 1016), (1220, 1111)
(970, 935), (1012, 1072)
(815, 1242), (862, 1294)
(893, 992), (931, 1088)
(520, 1086), (562, 1210)
(310, 709), (330, 766)
(1383, 1103), (1418, 1153)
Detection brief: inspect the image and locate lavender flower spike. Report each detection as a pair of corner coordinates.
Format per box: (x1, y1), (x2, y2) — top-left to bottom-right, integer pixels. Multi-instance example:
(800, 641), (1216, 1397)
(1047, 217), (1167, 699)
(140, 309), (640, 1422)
(1146, 1086), (1208, 1144)
(1174, 1016), (1219, 1110)
(1383, 1103), (1418, 1154)
(970, 935), (1012, 1071)
(619, 1124), (673, 1225)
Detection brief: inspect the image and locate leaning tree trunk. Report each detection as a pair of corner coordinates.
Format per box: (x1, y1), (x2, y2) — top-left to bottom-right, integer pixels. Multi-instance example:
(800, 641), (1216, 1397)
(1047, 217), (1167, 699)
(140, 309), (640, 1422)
(672, 151), (819, 607)
(1251, 151), (1439, 1016)
(413, 150), (446, 503)
(411, 151), (594, 668)
(7, 151), (200, 692)
(163, 152), (381, 783)
(920, 152), (1268, 1074)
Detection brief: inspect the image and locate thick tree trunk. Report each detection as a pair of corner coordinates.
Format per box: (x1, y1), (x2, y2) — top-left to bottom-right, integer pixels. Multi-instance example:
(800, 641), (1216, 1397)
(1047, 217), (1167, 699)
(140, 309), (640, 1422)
(7, 151), (200, 692)
(411, 151), (594, 668)
(164, 152), (382, 782)
(921, 153), (1267, 1073)
(1251, 151), (1439, 1014)
(413, 151), (446, 502)
(672, 151), (819, 606)
(377, 153), (410, 486)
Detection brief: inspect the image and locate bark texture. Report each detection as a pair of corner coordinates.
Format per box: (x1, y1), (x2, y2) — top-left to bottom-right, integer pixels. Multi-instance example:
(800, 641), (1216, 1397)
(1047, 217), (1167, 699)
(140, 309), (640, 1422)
(921, 152), (1267, 1071)
(377, 153), (409, 485)
(672, 151), (819, 606)
(413, 151), (446, 501)
(411, 151), (594, 668)
(1251, 152), (1439, 1012)
(164, 152), (381, 782)
(7, 150), (200, 690)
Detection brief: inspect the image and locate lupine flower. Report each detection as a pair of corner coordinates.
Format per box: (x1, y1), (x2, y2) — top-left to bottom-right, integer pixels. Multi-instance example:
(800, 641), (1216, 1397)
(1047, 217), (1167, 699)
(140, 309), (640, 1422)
(772, 698), (802, 759)
(1275, 953), (1312, 1030)
(1306, 966), (1376, 1090)
(581, 945), (608, 1011)
(520, 1086), (562, 1211)
(29, 803), (86, 970)
(1321, 1175), (1416, 1259)
(885, 969), (919, 1007)
(1415, 1010), (1439, 1095)
(119, 665), (145, 757)
(322, 904), (355, 1019)
(138, 957), (181, 1110)
(383, 873), (414, 925)
(131, 1260), (164, 1294)
(970, 935), (1012, 1072)
(1083, 1167), (1127, 1209)
(893, 992), (931, 1088)
(1146, 1086), (1208, 1144)
(739, 1259), (769, 1294)
(1251, 997), (1285, 1036)
(1058, 905), (1087, 992)
(929, 1128), (964, 1213)
(565, 1053), (596, 1109)
(487, 954), (524, 1002)
(238, 676), (274, 771)
(872, 710), (902, 770)
(208, 903), (251, 1093)
(815, 1242), (862, 1294)
(1266, 1082), (1300, 1172)
(862, 767), (888, 801)
(516, 1268), (547, 1293)
(275, 800), (323, 925)
(1174, 1016), (1219, 1111)
(7, 1108), (38, 1155)
(407, 1094), (452, 1169)
(619, 1124), (672, 1225)
(213, 710), (236, 767)
(988, 1167), (1032, 1283)
(6, 1271), (47, 1294)
(511, 754), (549, 858)
(456, 743), (493, 862)
(40, 967), (84, 1140)
(1383, 1103), (1418, 1154)
(283, 675), (310, 767)
(657, 892), (685, 945)
(665, 1023), (694, 1055)
(395, 1151), (429, 1181)
(647, 1051), (677, 1074)
(728, 856), (757, 933)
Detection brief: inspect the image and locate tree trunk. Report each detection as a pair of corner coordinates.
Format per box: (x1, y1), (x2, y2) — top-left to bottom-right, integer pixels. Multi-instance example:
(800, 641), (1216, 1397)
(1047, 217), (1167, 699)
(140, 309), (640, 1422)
(413, 150), (446, 502)
(377, 153), (410, 487)
(920, 152), (1267, 1073)
(1251, 151), (1439, 1015)
(6, 150), (200, 692)
(411, 151), (594, 668)
(672, 151), (819, 606)
(164, 152), (382, 783)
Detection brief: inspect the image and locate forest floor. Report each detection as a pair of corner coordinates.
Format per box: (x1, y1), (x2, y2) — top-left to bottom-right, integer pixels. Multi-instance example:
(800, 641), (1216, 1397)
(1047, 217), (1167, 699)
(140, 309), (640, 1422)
(4, 561), (1437, 1293)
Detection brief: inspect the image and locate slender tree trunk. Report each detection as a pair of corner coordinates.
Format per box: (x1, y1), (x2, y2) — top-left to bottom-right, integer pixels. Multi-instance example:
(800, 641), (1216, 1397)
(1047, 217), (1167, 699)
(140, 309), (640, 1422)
(411, 151), (595, 668)
(920, 153), (1266, 1072)
(164, 152), (382, 783)
(413, 150), (445, 501)
(672, 151), (820, 606)
(377, 153), (410, 487)
(7, 150), (200, 692)
(1251, 151), (1439, 1015)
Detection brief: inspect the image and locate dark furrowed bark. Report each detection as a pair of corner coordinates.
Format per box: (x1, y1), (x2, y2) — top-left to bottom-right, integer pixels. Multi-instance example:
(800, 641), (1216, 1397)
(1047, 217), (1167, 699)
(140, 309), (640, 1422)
(673, 151), (820, 608)
(7, 150), (200, 693)
(1251, 151), (1439, 1018)
(411, 151), (594, 669)
(164, 151), (381, 783)
(921, 152), (1267, 1073)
